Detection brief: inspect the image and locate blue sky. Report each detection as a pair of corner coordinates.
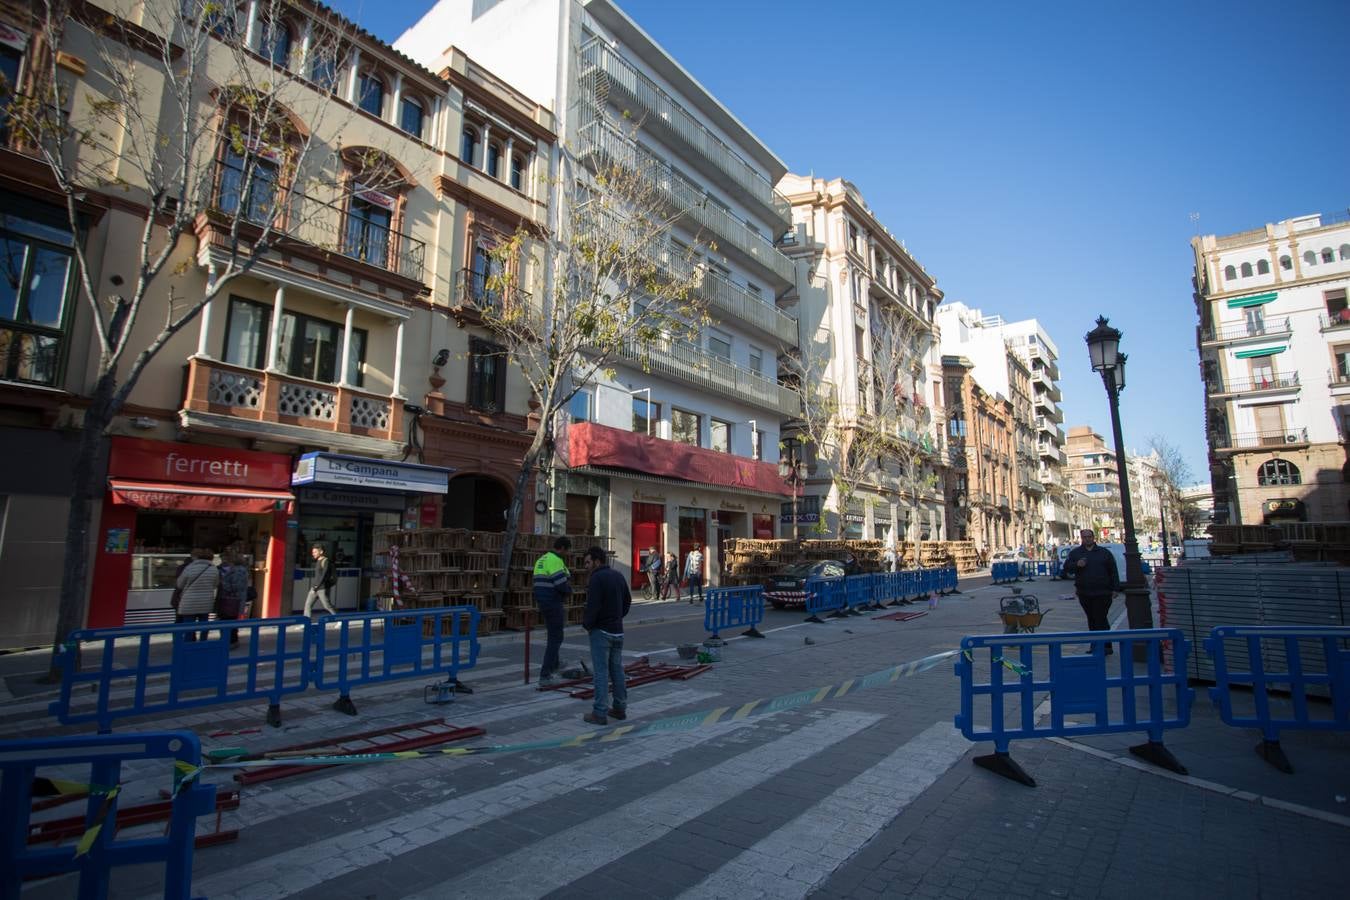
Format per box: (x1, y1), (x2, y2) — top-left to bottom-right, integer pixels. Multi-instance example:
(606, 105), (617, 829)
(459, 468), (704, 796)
(335, 0), (1350, 484)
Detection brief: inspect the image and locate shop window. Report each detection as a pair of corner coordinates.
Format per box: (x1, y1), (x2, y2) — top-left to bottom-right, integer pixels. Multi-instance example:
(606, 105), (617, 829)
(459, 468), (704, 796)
(671, 408), (700, 446)
(399, 96), (424, 140)
(467, 337), (506, 412)
(1257, 459), (1300, 486)
(710, 419), (730, 453)
(222, 297), (365, 386)
(0, 197), (76, 386)
(632, 396), (660, 435)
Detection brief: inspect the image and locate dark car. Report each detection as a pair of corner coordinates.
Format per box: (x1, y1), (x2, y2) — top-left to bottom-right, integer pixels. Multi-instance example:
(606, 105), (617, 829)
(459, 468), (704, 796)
(763, 559), (863, 609)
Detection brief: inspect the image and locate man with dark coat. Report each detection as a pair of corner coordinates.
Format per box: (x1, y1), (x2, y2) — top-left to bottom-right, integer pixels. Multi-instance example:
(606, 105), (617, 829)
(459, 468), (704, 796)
(1060, 528), (1121, 653)
(533, 536), (573, 686)
(581, 546), (631, 725)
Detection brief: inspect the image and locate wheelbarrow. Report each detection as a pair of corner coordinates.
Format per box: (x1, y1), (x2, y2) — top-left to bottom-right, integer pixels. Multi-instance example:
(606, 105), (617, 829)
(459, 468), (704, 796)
(998, 588), (1049, 634)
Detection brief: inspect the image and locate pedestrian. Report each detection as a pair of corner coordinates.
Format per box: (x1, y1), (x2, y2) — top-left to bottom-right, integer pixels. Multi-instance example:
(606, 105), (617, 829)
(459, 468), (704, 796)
(683, 545), (704, 604)
(1060, 528), (1121, 654)
(643, 546), (663, 600)
(173, 547), (219, 641)
(304, 544), (338, 619)
(216, 551), (250, 646)
(533, 536), (573, 686)
(660, 551), (680, 600)
(581, 545), (631, 726)
(883, 545), (897, 573)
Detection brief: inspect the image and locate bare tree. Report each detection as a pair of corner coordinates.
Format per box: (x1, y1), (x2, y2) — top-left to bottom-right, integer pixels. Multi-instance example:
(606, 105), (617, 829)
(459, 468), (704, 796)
(9, 1), (393, 673)
(1147, 435), (1195, 546)
(473, 120), (708, 587)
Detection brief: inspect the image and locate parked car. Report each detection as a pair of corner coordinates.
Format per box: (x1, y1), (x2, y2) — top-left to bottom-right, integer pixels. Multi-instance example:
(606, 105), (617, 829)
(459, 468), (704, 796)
(762, 559), (863, 609)
(991, 550), (1030, 563)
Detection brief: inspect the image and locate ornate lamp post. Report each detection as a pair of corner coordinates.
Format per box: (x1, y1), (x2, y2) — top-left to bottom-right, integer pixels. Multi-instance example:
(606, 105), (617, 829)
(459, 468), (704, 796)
(1085, 316), (1153, 637)
(778, 437), (809, 543)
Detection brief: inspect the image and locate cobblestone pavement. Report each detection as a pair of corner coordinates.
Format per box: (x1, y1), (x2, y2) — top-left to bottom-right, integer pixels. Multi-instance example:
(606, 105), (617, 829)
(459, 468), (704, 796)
(5, 574), (1347, 898)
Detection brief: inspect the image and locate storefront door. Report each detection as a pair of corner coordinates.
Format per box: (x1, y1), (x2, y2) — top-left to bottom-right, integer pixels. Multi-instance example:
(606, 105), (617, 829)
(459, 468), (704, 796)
(678, 507), (706, 580)
(631, 502), (664, 589)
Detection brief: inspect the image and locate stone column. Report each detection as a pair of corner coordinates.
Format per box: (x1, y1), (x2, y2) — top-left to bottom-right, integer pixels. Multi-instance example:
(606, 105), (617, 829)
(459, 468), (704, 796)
(265, 285), (286, 372)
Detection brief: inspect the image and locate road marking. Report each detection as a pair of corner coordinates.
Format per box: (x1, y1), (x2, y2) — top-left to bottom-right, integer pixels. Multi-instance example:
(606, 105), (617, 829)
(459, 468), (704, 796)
(679, 720), (970, 898)
(396, 710), (885, 900)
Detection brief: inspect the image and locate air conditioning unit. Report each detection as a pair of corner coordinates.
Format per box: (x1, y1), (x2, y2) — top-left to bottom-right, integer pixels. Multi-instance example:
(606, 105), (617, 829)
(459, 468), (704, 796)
(1284, 433), (1300, 444)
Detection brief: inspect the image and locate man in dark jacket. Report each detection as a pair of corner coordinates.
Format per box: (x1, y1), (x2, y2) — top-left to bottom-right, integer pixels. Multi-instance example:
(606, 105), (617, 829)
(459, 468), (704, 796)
(1060, 529), (1121, 653)
(533, 537), (573, 687)
(581, 546), (632, 725)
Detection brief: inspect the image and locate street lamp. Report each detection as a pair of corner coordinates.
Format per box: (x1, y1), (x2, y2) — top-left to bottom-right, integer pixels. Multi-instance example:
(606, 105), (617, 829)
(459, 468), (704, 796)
(778, 437), (809, 543)
(1084, 316), (1153, 638)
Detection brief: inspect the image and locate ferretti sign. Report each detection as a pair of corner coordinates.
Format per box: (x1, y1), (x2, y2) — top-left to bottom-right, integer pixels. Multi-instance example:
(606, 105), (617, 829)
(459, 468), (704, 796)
(292, 452), (453, 494)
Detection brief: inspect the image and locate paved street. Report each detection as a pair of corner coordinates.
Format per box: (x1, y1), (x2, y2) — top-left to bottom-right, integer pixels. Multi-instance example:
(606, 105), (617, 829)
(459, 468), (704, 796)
(5, 574), (1348, 898)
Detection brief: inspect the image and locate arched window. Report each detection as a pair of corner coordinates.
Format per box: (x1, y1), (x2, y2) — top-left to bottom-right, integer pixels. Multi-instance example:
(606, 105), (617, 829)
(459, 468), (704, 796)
(1224, 265), (1236, 280)
(357, 71), (383, 117)
(460, 126), (479, 166)
(510, 153), (525, 191)
(1256, 259), (1270, 275)
(1257, 458), (1301, 486)
(486, 142), (501, 178)
(1240, 262), (1253, 277)
(1304, 250), (1317, 266)
(260, 17), (292, 68)
(1341, 244), (1350, 261)
(399, 95), (424, 139)
(1280, 255), (1292, 270)
(1323, 247), (1336, 264)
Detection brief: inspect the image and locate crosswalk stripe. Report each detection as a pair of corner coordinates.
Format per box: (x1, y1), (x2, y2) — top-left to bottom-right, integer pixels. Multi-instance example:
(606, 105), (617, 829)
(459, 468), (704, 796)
(677, 721), (971, 898)
(397, 710), (885, 900)
(185, 707), (814, 900)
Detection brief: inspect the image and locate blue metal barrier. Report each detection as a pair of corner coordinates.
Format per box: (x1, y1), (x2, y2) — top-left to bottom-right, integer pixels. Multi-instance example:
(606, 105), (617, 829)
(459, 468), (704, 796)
(0, 730), (215, 898)
(1048, 560), (1062, 578)
(943, 566), (961, 594)
(50, 618), (312, 733)
(313, 606), (480, 715)
(804, 576), (845, 623)
(1205, 625), (1350, 773)
(1019, 561), (1036, 581)
(1035, 561), (1048, 577)
(872, 573), (895, 606)
(922, 568), (937, 596)
(991, 562), (1016, 584)
(705, 586), (766, 640)
(955, 628), (1193, 786)
(844, 575), (873, 614)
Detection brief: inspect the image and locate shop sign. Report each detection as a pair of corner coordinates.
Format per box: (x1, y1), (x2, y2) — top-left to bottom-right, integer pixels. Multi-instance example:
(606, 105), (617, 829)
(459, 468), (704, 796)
(842, 513), (866, 524)
(779, 512), (820, 524)
(296, 488), (406, 511)
(719, 502), (746, 511)
(292, 452), (452, 494)
(420, 499), (438, 527)
(0, 24), (27, 51)
(109, 436), (292, 488)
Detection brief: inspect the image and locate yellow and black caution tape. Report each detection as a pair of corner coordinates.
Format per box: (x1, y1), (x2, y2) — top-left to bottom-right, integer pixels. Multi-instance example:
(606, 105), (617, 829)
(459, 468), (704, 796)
(30, 776), (115, 798)
(204, 648), (961, 771)
(71, 785), (120, 858)
(962, 649), (1033, 677)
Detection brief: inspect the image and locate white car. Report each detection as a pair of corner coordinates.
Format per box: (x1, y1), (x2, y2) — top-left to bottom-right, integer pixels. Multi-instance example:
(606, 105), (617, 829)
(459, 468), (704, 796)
(991, 550), (1031, 563)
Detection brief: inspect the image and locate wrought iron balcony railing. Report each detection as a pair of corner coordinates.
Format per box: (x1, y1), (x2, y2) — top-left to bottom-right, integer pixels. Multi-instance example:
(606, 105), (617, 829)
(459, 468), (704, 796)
(1214, 428), (1309, 451)
(1207, 373), (1300, 396)
(1200, 318), (1291, 344)
(615, 335), (799, 417)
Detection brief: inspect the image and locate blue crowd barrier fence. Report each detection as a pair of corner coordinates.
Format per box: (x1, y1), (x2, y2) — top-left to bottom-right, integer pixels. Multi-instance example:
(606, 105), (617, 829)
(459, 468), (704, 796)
(0, 730), (215, 899)
(955, 628), (1193, 786)
(313, 606), (481, 715)
(1048, 560), (1062, 578)
(990, 561), (1016, 584)
(872, 573), (895, 606)
(704, 586), (766, 640)
(943, 567), (961, 594)
(1205, 625), (1350, 773)
(804, 576), (845, 623)
(49, 618), (312, 733)
(844, 575), (873, 614)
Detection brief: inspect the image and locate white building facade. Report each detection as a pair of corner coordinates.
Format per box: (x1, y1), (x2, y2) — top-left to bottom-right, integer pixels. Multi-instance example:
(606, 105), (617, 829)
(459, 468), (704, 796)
(397, 0), (799, 586)
(1191, 211), (1350, 525)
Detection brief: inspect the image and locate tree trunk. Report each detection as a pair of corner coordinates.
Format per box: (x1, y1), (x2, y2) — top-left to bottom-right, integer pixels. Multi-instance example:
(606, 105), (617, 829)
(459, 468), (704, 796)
(495, 427), (548, 593)
(46, 372), (117, 680)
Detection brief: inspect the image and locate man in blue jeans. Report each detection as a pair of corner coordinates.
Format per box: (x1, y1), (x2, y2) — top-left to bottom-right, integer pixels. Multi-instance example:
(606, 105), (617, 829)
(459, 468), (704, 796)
(581, 546), (632, 725)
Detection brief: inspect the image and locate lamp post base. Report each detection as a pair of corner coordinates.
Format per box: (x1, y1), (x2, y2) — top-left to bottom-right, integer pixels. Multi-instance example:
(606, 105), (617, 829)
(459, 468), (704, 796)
(1123, 584), (1154, 662)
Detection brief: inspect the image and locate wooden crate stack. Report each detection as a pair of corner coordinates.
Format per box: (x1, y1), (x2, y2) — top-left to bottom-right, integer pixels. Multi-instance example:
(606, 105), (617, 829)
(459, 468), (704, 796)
(721, 538), (980, 584)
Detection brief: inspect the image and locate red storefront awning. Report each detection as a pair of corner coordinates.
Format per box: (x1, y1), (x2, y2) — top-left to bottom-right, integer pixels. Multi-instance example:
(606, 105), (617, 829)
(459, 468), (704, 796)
(108, 479), (295, 514)
(568, 422), (792, 496)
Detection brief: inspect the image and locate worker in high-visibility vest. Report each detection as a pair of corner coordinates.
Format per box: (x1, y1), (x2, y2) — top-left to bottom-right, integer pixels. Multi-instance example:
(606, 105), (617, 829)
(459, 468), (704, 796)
(533, 536), (573, 686)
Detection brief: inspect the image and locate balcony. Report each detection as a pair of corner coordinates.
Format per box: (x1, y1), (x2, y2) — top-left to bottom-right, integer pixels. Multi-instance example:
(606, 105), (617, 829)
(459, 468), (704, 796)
(1214, 428), (1310, 453)
(1207, 373), (1300, 398)
(1331, 368), (1350, 389)
(205, 161), (425, 284)
(577, 116), (795, 287)
(181, 358), (403, 456)
(1320, 311), (1350, 332)
(577, 39), (791, 228)
(615, 335), (800, 417)
(449, 267), (530, 327)
(1199, 318), (1291, 346)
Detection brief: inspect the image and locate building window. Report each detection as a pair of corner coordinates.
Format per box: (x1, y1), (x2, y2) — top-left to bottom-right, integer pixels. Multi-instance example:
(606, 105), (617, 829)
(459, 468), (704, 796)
(1257, 459), (1301, 486)
(632, 396), (659, 435)
(1304, 250), (1317, 266)
(568, 388), (592, 422)
(1325, 288), (1348, 320)
(216, 145), (279, 224)
(467, 338), (506, 412)
(1322, 247), (1335, 264)
(1341, 244), (1350, 261)
(0, 42), (21, 142)
(710, 419), (730, 453)
(399, 96), (424, 139)
(948, 417), (966, 438)
(460, 126), (479, 165)
(222, 297), (366, 387)
(1240, 262), (1252, 277)
(706, 329), (732, 361)
(671, 408), (700, 446)
(343, 189), (393, 269)
(0, 199), (75, 386)
(259, 17), (292, 68)
(1256, 259), (1269, 275)
(357, 71), (384, 117)
(311, 51), (338, 93)
(1333, 344), (1350, 383)
(1280, 254), (1292, 270)
(1224, 265), (1236, 280)
(487, 142), (501, 178)
(510, 153), (525, 190)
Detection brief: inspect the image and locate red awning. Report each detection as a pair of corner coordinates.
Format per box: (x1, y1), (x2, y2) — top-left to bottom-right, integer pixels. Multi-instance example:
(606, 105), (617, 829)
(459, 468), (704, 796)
(108, 479), (294, 514)
(568, 422), (792, 496)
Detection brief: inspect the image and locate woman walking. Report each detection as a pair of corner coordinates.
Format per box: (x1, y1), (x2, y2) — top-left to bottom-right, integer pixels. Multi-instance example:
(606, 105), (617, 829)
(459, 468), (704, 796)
(216, 552), (250, 646)
(684, 546), (704, 604)
(660, 551), (681, 601)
